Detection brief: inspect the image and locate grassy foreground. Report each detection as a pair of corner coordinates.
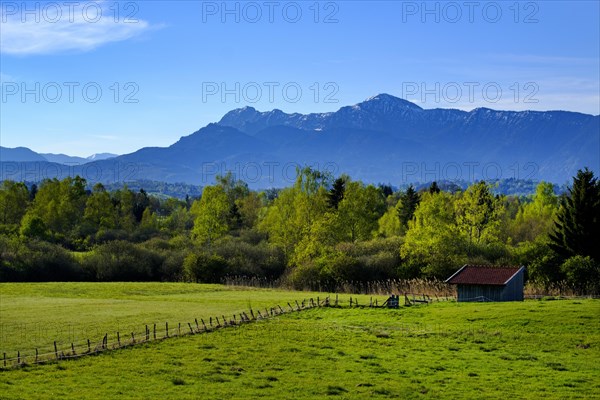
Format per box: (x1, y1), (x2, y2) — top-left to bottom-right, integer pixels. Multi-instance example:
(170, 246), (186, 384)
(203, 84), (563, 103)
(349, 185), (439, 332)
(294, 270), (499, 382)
(0, 294), (598, 399)
(0, 283), (384, 355)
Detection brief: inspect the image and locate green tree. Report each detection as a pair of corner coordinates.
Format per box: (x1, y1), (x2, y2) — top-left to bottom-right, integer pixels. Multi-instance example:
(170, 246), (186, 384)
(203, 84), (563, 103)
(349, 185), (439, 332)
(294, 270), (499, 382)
(258, 187), (302, 257)
(140, 208), (159, 230)
(337, 182), (385, 242)
(19, 214), (49, 240)
(236, 191), (263, 229)
(84, 183), (117, 230)
(114, 187), (137, 232)
(401, 192), (467, 278)
(165, 205), (193, 232)
(454, 181), (502, 250)
(0, 180), (30, 229)
(510, 182), (558, 243)
(216, 172), (250, 229)
(24, 177), (87, 238)
(377, 198), (403, 237)
(549, 168), (600, 262)
(191, 185), (231, 246)
(259, 167), (329, 259)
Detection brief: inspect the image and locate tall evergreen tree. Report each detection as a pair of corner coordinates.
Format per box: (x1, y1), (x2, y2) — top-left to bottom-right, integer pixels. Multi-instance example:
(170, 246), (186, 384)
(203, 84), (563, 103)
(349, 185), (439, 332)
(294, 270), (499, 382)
(328, 176), (347, 209)
(429, 181), (441, 194)
(398, 185), (420, 227)
(378, 183), (394, 198)
(549, 168), (600, 261)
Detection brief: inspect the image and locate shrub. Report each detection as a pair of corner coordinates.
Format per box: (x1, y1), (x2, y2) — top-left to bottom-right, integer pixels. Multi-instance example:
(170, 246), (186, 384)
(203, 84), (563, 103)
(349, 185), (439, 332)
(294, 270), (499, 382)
(84, 241), (164, 281)
(183, 252), (227, 283)
(0, 238), (83, 281)
(560, 256), (600, 293)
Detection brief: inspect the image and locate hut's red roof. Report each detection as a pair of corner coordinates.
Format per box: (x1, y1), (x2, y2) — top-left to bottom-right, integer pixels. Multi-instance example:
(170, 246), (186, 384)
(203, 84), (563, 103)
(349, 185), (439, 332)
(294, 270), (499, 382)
(445, 265), (523, 286)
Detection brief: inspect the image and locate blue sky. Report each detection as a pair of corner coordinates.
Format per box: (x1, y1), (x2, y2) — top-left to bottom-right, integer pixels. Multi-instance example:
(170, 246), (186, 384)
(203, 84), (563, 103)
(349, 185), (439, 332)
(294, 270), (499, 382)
(1, 0), (599, 156)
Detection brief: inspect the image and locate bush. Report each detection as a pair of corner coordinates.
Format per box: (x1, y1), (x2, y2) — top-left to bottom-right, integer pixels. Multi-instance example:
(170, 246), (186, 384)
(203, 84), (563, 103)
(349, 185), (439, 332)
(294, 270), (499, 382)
(183, 252), (227, 283)
(212, 236), (285, 279)
(560, 256), (600, 293)
(84, 241), (164, 281)
(0, 237), (83, 281)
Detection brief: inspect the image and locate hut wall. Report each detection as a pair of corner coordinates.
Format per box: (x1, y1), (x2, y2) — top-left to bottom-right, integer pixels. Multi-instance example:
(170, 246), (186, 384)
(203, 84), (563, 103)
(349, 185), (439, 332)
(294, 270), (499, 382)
(500, 269), (524, 301)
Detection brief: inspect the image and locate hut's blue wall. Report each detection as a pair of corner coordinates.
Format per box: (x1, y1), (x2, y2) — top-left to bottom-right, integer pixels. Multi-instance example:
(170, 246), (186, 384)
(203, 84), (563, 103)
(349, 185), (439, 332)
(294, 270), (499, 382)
(457, 269), (524, 302)
(501, 268), (524, 301)
(456, 285), (504, 302)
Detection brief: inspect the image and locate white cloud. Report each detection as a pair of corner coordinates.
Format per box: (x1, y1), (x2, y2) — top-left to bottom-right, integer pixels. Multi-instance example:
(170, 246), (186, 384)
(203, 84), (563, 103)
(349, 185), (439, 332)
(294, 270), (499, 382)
(0, 1), (157, 55)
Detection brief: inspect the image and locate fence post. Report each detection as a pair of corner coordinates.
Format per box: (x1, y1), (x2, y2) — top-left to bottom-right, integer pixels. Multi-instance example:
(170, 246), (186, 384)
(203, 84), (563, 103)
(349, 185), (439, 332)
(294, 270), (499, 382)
(153, 323), (157, 340)
(87, 339), (91, 353)
(178, 323), (181, 336)
(195, 319), (199, 331)
(4, 352), (6, 367)
(117, 332), (121, 347)
(54, 341), (58, 359)
(71, 343), (76, 356)
(131, 332), (135, 344)
(201, 319), (207, 330)
(250, 309), (255, 320)
(166, 322), (169, 338)
(278, 305), (284, 314)
(17, 351), (20, 365)
(146, 325), (150, 341)
(188, 323), (194, 334)
(335, 294), (338, 306)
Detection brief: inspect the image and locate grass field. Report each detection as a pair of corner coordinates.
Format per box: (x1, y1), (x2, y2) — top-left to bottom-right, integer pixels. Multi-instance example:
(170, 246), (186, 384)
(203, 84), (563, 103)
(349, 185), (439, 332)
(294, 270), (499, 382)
(0, 283), (385, 355)
(0, 284), (599, 399)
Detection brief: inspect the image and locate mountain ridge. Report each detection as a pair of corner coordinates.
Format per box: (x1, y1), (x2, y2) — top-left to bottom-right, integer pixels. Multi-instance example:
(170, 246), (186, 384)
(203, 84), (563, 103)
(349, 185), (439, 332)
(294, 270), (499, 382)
(2, 94), (598, 187)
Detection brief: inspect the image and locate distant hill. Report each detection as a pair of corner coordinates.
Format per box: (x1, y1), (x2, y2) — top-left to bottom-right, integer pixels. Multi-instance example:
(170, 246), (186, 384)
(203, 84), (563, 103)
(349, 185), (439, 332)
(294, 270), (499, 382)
(1, 147), (117, 165)
(2, 94), (598, 188)
(0, 146), (46, 162)
(41, 152), (118, 164)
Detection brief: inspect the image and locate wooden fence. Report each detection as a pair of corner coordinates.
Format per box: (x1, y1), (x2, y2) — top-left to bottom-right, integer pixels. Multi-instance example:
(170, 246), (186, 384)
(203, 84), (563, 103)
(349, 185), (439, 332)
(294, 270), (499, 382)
(1, 296), (330, 369)
(0, 293), (456, 370)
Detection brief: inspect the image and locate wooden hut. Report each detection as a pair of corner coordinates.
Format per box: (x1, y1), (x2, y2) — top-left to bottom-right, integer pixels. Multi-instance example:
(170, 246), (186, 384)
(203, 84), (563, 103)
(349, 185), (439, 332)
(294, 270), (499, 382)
(445, 265), (525, 302)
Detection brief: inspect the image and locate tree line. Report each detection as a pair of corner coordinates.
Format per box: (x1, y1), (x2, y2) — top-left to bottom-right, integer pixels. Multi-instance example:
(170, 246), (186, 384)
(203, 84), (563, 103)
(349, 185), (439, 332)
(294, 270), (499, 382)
(0, 168), (598, 293)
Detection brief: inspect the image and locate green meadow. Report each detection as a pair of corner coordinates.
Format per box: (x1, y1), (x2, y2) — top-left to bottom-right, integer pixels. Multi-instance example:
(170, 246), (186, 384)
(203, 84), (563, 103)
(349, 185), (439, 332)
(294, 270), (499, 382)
(0, 283), (383, 355)
(0, 284), (599, 399)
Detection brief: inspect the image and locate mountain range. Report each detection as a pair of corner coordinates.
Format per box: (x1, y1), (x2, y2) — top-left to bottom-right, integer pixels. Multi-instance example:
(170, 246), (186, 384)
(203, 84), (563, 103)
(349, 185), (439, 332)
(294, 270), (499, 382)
(1, 94), (598, 188)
